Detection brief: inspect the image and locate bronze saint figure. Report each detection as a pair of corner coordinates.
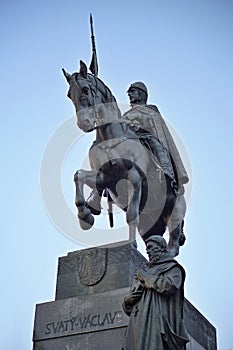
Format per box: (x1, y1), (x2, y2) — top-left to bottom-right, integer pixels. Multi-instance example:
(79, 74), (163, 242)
(123, 236), (189, 349)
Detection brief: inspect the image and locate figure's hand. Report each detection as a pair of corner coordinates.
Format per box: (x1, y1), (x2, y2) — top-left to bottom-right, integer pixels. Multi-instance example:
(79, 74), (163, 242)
(135, 270), (146, 282)
(124, 291), (142, 307)
(131, 122), (140, 132)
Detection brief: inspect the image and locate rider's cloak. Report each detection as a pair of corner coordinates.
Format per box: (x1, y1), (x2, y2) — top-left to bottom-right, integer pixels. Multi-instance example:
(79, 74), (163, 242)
(123, 105), (189, 186)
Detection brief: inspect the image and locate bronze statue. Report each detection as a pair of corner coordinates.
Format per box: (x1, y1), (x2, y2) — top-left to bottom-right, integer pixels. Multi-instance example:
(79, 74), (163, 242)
(62, 16), (188, 257)
(123, 236), (189, 349)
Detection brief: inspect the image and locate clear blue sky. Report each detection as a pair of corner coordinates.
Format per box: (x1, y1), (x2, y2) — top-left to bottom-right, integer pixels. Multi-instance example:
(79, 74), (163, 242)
(1, 1), (233, 349)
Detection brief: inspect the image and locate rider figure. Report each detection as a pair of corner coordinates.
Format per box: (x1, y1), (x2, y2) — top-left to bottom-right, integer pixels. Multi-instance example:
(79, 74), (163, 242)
(122, 82), (189, 247)
(123, 82), (189, 191)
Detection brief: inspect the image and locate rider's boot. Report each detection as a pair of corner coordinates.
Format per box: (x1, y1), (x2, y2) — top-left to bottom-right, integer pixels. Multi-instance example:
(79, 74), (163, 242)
(86, 189), (102, 215)
(147, 137), (175, 178)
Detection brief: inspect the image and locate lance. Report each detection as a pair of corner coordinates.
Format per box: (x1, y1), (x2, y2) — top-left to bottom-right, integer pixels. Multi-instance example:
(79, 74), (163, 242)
(89, 14), (98, 77)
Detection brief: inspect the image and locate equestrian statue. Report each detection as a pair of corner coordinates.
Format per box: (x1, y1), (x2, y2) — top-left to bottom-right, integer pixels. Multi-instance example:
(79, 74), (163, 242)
(62, 15), (189, 257)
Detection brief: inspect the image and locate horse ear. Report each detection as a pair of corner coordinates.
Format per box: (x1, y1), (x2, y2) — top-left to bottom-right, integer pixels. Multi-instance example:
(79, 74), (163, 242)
(79, 60), (88, 78)
(62, 68), (72, 84)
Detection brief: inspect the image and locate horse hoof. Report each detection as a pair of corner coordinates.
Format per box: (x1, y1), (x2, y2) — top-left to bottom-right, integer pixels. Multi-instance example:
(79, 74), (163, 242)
(179, 232), (186, 246)
(78, 208), (94, 230)
(79, 218), (94, 230)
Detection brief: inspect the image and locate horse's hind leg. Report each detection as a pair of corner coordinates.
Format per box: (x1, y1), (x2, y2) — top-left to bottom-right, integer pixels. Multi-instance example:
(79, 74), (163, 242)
(126, 170), (142, 245)
(167, 194), (186, 257)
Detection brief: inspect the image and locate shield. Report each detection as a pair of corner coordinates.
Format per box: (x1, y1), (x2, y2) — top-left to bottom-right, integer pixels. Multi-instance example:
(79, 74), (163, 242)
(78, 248), (107, 286)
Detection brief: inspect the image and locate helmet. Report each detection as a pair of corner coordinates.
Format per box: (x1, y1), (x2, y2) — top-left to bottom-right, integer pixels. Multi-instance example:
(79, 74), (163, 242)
(127, 82), (148, 95)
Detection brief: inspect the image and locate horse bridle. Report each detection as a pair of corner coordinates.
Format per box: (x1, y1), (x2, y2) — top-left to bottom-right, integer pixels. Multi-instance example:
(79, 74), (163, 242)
(74, 73), (127, 130)
(74, 73), (102, 129)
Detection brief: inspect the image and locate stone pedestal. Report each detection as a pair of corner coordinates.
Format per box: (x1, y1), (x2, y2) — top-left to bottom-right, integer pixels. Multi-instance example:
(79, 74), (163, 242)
(33, 242), (217, 349)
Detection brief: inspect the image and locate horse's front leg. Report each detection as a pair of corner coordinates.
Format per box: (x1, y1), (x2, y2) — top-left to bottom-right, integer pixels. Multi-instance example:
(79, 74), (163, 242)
(126, 170), (142, 246)
(74, 169), (103, 230)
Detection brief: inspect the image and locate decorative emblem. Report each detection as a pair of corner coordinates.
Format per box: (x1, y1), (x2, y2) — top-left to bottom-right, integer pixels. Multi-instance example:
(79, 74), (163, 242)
(78, 248), (107, 286)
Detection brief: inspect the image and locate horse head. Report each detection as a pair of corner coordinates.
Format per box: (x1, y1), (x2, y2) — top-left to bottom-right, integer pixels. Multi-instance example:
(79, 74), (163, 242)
(63, 61), (121, 132)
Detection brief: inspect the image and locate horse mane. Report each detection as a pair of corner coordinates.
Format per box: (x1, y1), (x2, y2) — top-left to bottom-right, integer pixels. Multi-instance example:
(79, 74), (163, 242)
(87, 74), (121, 118)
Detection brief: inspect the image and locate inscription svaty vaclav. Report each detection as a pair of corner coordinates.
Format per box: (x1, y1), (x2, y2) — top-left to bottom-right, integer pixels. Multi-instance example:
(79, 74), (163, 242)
(45, 310), (123, 336)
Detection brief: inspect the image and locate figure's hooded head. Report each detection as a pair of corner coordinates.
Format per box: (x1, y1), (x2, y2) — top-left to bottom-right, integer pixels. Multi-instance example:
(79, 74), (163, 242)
(145, 236), (168, 263)
(127, 82), (148, 105)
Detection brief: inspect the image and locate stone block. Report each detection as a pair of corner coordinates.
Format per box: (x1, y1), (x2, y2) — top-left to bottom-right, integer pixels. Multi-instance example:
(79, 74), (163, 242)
(33, 288), (129, 343)
(33, 242), (217, 349)
(55, 242), (147, 300)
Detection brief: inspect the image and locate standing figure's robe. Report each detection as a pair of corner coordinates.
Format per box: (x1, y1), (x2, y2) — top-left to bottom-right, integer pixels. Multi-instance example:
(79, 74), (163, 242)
(123, 258), (189, 350)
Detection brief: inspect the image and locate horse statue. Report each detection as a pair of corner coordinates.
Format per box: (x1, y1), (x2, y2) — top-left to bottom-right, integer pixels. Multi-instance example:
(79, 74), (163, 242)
(62, 60), (186, 257)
